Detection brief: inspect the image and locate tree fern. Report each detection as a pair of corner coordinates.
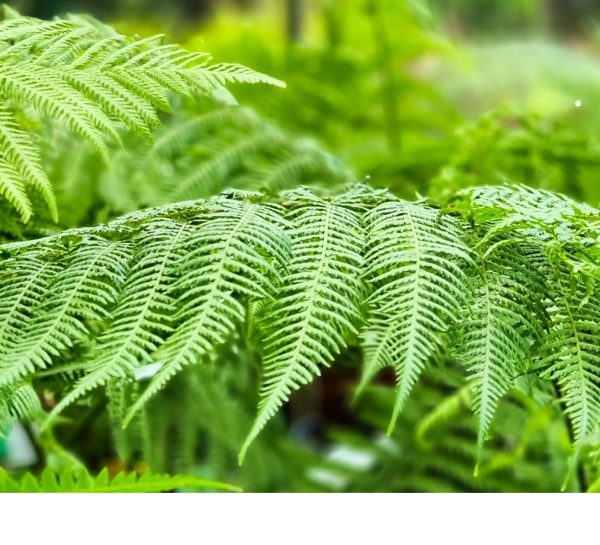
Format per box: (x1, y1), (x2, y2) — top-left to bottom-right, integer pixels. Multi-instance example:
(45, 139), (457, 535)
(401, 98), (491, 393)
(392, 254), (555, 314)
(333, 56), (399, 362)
(0, 184), (599, 470)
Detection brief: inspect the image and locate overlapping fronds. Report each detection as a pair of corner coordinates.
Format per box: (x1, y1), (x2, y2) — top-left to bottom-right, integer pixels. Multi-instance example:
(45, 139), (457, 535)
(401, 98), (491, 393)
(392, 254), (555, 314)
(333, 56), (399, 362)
(0, 184), (599, 465)
(41, 104), (355, 226)
(0, 10), (282, 222)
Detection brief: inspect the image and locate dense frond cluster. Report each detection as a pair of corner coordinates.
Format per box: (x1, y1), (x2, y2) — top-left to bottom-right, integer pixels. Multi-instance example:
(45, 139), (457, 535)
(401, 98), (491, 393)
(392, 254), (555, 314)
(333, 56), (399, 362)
(0, 184), (599, 463)
(0, 11), (282, 223)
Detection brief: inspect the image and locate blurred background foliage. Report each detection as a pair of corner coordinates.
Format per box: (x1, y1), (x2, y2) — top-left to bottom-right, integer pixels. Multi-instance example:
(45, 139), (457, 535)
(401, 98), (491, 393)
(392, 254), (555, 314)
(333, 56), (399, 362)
(4, 0), (600, 492)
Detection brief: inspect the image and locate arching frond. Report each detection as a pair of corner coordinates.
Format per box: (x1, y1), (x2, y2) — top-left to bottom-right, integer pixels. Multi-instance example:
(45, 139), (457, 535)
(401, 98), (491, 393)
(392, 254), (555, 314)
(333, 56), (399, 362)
(240, 187), (368, 461)
(359, 200), (472, 432)
(0, 184), (598, 471)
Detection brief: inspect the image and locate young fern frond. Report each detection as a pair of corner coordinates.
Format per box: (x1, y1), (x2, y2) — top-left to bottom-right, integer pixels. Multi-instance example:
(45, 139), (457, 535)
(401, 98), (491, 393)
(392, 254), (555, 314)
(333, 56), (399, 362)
(358, 200), (472, 433)
(0, 11), (282, 223)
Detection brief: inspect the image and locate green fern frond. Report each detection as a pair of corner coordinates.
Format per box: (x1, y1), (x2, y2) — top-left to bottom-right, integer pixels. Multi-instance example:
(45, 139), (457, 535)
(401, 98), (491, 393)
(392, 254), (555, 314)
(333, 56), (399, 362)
(0, 250), (62, 359)
(0, 238), (131, 386)
(49, 219), (192, 419)
(358, 200), (472, 433)
(239, 187), (367, 462)
(0, 12), (282, 223)
(124, 196), (291, 423)
(0, 466), (240, 493)
(0, 381), (41, 436)
(540, 273), (600, 443)
(455, 245), (547, 451)
(93, 105), (355, 216)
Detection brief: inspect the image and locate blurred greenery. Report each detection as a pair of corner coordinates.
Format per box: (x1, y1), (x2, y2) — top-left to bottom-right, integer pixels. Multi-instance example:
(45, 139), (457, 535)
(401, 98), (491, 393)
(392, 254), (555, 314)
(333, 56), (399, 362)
(4, 0), (600, 492)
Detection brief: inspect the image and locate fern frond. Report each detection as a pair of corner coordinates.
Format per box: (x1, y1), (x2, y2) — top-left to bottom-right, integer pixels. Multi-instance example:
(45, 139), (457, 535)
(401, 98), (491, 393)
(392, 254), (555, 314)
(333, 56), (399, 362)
(124, 196), (291, 423)
(0, 250), (62, 359)
(0, 381), (41, 436)
(540, 273), (600, 443)
(0, 466), (240, 493)
(455, 245), (547, 451)
(49, 219), (192, 418)
(0, 107), (55, 221)
(93, 105), (355, 216)
(0, 13), (282, 222)
(358, 200), (472, 433)
(240, 187), (367, 461)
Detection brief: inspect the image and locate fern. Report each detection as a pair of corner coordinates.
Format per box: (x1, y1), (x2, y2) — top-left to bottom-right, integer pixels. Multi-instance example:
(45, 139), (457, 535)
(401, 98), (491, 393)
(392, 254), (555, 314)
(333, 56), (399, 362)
(0, 184), (599, 469)
(239, 187), (369, 461)
(0, 10), (282, 223)
(0, 466), (240, 493)
(50, 219), (192, 415)
(453, 243), (547, 452)
(0, 238), (131, 386)
(540, 273), (600, 443)
(38, 103), (355, 227)
(358, 199), (472, 432)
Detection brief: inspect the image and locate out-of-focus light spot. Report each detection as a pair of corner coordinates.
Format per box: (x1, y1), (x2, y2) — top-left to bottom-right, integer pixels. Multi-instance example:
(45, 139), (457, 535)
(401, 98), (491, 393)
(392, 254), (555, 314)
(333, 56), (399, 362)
(575, 99), (583, 108)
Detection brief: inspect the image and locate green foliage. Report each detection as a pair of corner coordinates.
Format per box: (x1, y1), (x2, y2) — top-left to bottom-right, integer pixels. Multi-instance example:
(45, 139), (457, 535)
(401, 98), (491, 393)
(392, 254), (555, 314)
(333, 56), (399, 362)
(0, 184), (598, 473)
(0, 465), (240, 492)
(41, 103), (354, 228)
(3, 3), (600, 494)
(0, 8), (281, 224)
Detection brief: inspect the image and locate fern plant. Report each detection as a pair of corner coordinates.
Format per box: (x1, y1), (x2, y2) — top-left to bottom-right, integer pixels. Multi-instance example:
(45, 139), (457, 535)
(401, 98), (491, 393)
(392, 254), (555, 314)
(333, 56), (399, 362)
(1, 182), (599, 480)
(0, 7), (282, 226)
(35, 101), (354, 229)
